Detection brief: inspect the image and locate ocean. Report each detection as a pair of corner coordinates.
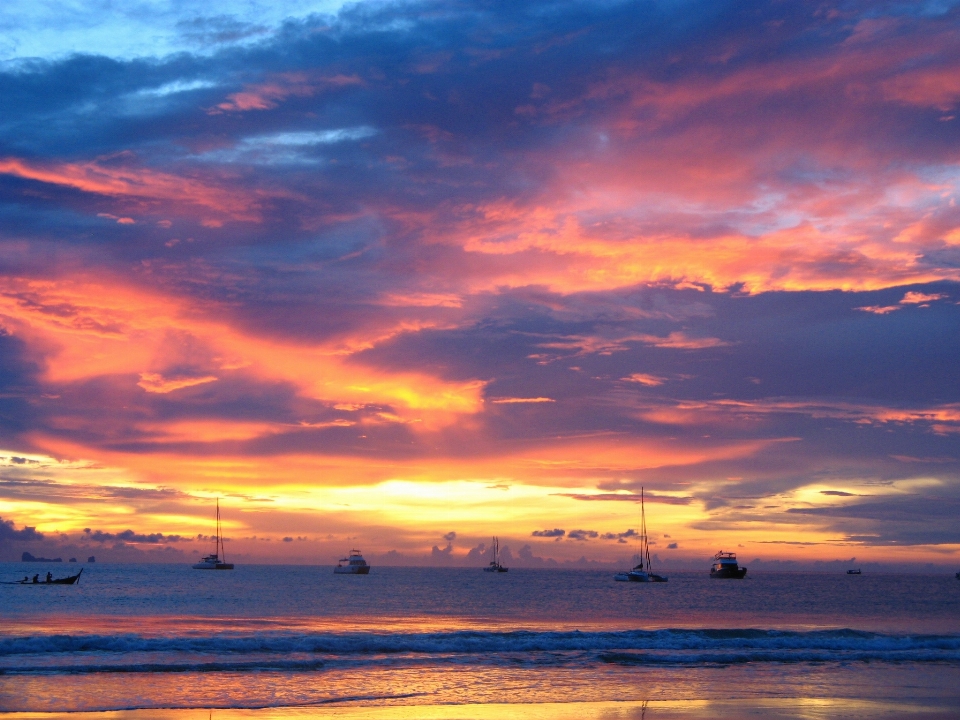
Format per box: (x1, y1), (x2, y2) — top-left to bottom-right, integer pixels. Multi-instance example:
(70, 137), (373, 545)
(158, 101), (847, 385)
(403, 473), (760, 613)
(2, 563), (959, 718)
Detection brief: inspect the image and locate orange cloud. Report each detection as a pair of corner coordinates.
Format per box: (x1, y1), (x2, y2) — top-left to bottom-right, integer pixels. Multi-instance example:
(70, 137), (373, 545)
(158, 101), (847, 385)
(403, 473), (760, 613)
(628, 397), (960, 434)
(636, 332), (729, 350)
(0, 276), (485, 427)
(0, 157), (262, 222)
(856, 305), (900, 314)
(623, 373), (667, 386)
(900, 291), (947, 304)
(137, 373), (219, 394)
(490, 397), (555, 404)
(211, 73), (364, 113)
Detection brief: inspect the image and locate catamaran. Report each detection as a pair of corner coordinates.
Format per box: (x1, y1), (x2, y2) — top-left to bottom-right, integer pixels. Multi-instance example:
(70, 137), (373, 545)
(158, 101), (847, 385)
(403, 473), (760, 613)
(614, 488), (667, 582)
(192, 499), (234, 570)
(483, 536), (508, 572)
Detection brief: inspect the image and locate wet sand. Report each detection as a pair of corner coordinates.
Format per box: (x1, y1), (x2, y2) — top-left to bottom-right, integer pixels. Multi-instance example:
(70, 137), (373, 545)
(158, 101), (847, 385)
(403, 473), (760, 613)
(7, 699), (960, 720)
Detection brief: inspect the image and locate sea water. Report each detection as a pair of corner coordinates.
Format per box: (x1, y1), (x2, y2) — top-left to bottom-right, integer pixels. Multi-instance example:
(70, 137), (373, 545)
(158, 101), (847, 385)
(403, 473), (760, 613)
(1, 563), (959, 714)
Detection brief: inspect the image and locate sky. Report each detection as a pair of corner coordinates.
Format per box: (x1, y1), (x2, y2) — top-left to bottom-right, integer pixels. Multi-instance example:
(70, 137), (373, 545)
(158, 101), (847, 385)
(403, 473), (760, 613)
(1, 0), (959, 569)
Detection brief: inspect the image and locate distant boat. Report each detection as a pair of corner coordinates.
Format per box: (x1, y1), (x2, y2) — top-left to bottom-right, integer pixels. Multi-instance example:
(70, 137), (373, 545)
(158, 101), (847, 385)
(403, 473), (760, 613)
(1, 569), (83, 585)
(847, 569), (862, 575)
(710, 551), (747, 579)
(335, 549), (370, 574)
(192, 499), (234, 570)
(483, 537), (508, 572)
(614, 488), (667, 582)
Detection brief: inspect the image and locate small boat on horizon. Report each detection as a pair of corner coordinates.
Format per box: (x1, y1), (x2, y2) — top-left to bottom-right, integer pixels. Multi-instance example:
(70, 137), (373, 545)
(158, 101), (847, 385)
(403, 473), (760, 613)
(847, 569), (862, 575)
(710, 551), (747, 579)
(192, 499), (234, 570)
(614, 488), (667, 583)
(335, 549), (370, 574)
(483, 537), (508, 572)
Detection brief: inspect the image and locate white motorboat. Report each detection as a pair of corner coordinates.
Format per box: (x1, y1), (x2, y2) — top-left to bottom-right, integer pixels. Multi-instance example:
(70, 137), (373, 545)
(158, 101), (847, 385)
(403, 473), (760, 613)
(614, 488), (667, 582)
(192, 499), (234, 570)
(335, 549), (370, 574)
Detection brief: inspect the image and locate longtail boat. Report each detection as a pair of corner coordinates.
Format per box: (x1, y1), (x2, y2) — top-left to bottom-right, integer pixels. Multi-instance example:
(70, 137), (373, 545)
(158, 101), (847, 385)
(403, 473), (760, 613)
(2, 569), (83, 585)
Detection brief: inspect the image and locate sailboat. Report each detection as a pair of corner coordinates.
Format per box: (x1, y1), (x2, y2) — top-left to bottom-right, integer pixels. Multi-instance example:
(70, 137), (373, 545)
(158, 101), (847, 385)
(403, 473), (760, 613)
(483, 536), (508, 572)
(614, 488), (667, 582)
(192, 499), (234, 570)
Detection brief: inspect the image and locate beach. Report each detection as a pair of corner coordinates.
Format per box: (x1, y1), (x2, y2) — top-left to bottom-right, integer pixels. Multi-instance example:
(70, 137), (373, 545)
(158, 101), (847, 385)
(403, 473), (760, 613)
(2, 564), (959, 717)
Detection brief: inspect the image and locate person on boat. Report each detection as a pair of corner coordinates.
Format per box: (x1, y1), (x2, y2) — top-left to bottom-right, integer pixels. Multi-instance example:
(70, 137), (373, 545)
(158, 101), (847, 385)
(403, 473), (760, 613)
(21, 576), (28, 584)
(45, 571), (52, 583)
(32, 574), (39, 583)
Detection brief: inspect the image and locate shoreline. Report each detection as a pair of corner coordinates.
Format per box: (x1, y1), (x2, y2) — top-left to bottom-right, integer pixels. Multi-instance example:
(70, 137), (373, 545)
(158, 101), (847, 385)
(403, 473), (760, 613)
(5, 699), (960, 720)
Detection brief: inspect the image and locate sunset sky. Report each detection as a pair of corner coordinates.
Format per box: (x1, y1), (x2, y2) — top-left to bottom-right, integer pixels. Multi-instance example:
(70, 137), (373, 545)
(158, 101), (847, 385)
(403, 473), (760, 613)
(1, 0), (959, 568)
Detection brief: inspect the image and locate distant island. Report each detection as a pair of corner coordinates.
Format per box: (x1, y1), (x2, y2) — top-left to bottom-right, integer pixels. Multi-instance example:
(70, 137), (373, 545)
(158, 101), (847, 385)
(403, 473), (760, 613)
(22, 552), (63, 562)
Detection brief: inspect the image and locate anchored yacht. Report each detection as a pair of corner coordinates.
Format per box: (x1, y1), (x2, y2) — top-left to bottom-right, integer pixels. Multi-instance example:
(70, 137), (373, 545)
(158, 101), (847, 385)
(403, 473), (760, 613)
(192, 499), (234, 570)
(614, 488), (667, 583)
(483, 537), (508, 572)
(709, 551), (746, 579)
(335, 550), (370, 574)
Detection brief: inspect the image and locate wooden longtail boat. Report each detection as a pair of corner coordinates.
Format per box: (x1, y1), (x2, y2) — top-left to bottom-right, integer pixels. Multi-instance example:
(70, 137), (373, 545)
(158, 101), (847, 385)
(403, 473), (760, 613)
(2, 569), (83, 585)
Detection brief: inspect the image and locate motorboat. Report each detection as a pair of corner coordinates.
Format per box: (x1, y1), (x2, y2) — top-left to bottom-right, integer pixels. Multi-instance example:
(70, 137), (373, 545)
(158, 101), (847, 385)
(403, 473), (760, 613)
(192, 499), (234, 570)
(847, 569), (862, 575)
(614, 488), (667, 582)
(710, 551), (747, 578)
(483, 537), (508, 572)
(335, 549), (370, 574)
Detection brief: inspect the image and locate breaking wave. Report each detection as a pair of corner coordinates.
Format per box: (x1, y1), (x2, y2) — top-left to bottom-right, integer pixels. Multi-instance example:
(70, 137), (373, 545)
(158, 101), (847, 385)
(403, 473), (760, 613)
(2, 628), (959, 674)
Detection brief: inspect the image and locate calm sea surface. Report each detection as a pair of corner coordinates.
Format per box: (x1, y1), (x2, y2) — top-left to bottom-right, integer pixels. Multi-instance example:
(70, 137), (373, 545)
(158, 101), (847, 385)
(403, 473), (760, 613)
(1, 563), (959, 714)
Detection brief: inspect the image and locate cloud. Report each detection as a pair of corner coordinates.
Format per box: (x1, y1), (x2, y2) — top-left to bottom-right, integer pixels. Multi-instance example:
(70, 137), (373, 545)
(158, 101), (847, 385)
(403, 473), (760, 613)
(900, 292), (947, 305)
(599, 529), (637, 542)
(531, 528), (565, 537)
(635, 333), (731, 350)
(490, 397), (555, 404)
(137, 373), (219, 394)
(558, 493), (694, 506)
(83, 528), (187, 544)
(622, 373), (667, 386)
(856, 305), (901, 314)
(1, 0), (959, 566)
(567, 529), (599, 541)
(0, 517), (44, 541)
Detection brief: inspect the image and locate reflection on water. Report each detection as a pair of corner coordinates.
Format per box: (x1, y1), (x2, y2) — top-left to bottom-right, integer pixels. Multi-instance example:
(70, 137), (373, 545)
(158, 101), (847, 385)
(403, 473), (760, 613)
(3, 662), (960, 713)
(7, 698), (960, 720)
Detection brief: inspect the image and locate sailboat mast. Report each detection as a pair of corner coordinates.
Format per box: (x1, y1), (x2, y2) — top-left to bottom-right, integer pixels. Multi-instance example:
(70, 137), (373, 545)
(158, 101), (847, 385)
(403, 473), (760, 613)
(642, 487), (651, 572)
(216, 498), (225, 563)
